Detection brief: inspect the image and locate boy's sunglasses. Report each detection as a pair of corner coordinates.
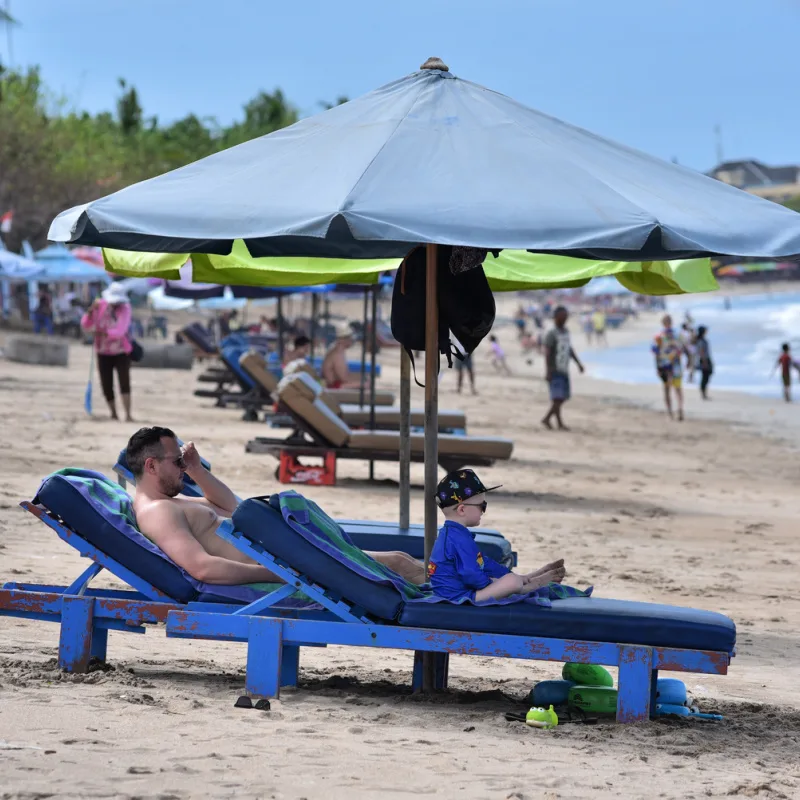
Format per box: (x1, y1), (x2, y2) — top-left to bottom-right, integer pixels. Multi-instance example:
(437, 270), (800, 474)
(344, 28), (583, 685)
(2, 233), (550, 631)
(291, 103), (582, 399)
(461, 499), (488, 513)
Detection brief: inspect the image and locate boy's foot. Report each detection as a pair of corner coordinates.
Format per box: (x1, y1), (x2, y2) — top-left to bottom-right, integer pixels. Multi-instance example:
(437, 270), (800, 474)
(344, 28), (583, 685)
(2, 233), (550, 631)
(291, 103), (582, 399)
(541, 418), (553, 430)
(557, 423), (570, 431)
(530, 559), (565, 577)
(125, 415), (134, 423)
(677, 410), (684, 421)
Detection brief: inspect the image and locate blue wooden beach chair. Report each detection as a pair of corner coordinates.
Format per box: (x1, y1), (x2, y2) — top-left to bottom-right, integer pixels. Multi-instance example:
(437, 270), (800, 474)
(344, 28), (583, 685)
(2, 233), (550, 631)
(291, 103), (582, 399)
(165, 494), (736, 723)
(112, 448), (517, 567)
(0, 473), (322, 679)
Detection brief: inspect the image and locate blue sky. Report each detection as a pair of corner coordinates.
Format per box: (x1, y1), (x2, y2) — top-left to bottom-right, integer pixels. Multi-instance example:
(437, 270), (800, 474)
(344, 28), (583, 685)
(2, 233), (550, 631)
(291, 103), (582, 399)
(5, 0), (799, 171)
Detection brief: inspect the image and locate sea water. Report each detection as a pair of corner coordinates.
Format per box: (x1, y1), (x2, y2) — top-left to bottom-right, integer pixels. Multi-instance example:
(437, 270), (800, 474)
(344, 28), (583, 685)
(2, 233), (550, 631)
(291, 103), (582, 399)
(582, 290), (800, 399)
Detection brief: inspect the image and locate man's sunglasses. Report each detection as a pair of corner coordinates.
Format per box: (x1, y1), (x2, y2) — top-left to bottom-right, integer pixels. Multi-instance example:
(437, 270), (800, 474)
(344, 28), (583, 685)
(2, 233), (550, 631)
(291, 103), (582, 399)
(461, 500), (488, 513)
(156, 454), (185, 469)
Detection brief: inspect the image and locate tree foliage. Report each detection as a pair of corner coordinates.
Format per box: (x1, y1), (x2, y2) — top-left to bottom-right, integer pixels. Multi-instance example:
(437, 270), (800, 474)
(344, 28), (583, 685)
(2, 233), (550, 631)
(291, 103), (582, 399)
(0, 65), (334, 249)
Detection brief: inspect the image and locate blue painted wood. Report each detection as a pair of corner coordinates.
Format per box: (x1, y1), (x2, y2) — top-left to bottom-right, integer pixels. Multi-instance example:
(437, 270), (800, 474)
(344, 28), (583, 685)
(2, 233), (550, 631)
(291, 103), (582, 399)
(650, 668), (659, 719)
(412, 652), (449, 691)
(3, 583), (151, 600)
(232, 583), (297, 616)
(215, 523), (369, 624)
(64, 563), (104, 596)
(617, 645), (653, 723)
(281, 645), (300, 687)
(59, 595), (94, 672)
(245, 617), (283, 698)
(90, 626), (108, 661)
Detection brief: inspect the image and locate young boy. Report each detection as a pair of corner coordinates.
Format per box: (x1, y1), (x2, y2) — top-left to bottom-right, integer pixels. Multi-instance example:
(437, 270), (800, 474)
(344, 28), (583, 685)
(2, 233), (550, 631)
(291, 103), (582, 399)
(488, 335), (512, 375)
(775, 343), (800, 402)
(429, 469), (566, 603)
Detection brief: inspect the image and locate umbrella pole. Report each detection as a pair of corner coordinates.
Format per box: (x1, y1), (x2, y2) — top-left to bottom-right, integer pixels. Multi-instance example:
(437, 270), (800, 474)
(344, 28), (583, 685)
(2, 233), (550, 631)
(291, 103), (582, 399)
(277, 296), (285, 363)
(399, 348), (411, 530)
(369, 283), (378, 481)
(359, 287), (368, 407)
(310, 294), (318, 361)
(422, 242), (439, 693)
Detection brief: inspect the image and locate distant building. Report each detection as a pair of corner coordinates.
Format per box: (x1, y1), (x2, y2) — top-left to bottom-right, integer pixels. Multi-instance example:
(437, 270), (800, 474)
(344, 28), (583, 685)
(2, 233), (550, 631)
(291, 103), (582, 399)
(708, 159), (800, 203)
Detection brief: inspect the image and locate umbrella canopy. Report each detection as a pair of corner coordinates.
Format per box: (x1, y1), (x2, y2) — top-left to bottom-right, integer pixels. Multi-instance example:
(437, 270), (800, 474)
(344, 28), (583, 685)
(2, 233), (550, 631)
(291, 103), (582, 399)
(52, 62), (800, 261)
(35, 243), (111, 284)
(0, 246), (43, 281)
(103, 242), (717, 296)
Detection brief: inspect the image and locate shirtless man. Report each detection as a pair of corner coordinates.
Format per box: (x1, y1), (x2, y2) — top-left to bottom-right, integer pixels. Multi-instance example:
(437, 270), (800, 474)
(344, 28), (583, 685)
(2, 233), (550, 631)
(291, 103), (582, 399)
(282, 335), (311, 367)
(321, 330), (360, 389)
(129, 427), (426, 585)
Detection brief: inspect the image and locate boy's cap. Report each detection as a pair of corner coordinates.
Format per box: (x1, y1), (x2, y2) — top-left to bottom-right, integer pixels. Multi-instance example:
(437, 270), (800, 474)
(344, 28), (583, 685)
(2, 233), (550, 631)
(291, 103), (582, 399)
(436, 469), (502, 508)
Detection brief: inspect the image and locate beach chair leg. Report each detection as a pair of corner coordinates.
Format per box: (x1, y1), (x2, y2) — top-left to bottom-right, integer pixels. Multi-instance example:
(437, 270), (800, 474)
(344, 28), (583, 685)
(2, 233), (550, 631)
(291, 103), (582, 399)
(59, 595), (95, 673)
(245, 617), (283, 699)
(90, 626), (109, 663)
(650, 668), (659, 719)
(411, 652), (449, 692)
(280, 645), (300, 688)
(616, 645), (653, 723)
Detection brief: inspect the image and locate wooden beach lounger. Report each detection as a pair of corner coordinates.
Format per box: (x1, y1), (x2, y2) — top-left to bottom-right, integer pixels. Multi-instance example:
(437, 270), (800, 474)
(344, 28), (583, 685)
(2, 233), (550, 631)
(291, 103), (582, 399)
(240, 352), (466, 432)
(245, 372), (512, 476)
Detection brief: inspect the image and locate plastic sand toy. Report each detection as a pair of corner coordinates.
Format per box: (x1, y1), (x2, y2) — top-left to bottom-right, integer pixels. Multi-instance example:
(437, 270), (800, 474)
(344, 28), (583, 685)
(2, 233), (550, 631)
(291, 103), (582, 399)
(526, 704), (559, 729)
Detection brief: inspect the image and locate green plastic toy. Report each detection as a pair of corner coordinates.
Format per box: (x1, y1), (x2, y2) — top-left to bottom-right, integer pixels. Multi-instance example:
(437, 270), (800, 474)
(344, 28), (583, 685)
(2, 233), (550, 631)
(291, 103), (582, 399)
(562, 663), (614, 687)
(568, 685), (618, 715)
(526, 704), (559, 729)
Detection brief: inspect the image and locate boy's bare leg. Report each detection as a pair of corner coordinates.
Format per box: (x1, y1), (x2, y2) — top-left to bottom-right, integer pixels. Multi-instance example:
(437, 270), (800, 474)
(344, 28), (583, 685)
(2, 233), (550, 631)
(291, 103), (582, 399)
(474, 572), (525, 602)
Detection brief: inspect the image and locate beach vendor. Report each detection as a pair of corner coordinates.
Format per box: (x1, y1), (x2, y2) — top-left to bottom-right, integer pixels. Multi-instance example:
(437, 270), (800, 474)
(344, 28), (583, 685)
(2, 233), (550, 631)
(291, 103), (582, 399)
(542, 306), (584, 431)
(429, 469), (565, 602)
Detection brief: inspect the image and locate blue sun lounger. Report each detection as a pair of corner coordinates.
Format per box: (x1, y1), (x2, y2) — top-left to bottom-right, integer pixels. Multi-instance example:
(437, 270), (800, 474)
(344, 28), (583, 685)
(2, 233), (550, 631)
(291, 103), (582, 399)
(0, 472), (324, 679)
(112, 448), (517, 567)
(165, 493), (736, 723)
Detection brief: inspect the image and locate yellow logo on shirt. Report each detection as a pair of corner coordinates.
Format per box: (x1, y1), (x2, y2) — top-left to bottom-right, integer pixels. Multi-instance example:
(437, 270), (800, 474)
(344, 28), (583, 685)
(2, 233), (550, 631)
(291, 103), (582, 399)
(476, 552), (484, 568)
(427, 561), (437, 577)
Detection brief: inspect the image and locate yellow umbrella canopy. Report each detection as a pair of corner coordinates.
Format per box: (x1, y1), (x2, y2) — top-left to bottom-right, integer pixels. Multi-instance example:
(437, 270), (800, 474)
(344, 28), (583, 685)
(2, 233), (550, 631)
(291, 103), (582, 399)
(103, 240), (717, 295)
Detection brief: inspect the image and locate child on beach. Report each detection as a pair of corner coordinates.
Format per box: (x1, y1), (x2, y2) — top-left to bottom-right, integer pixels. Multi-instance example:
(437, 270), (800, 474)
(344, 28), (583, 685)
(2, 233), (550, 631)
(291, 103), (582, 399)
(488, 335), (512, 375)
(774, 343), (800, 402)
(428, 469), (565, 602)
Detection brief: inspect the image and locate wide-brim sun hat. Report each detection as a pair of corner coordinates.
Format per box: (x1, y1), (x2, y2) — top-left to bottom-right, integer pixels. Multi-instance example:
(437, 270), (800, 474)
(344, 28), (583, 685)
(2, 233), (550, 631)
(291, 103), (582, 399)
(102, 284), (130, 304)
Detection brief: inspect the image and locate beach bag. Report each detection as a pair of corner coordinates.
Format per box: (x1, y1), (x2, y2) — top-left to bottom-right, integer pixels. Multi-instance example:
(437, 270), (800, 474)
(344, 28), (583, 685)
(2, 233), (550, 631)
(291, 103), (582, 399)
(129, 339), (144, 362)
(390, 246), (495, 385)
(390, 246), (450, 386)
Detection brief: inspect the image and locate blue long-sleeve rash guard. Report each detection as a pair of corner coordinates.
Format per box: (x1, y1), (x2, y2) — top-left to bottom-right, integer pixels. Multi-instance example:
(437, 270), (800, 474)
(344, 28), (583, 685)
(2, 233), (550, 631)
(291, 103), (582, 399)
(428, 520), (511, 602)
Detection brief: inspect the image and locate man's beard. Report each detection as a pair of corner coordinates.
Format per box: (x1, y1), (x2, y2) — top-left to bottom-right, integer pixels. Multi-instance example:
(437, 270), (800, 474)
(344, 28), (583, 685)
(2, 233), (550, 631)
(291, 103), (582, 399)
(159, 476), (184, 497)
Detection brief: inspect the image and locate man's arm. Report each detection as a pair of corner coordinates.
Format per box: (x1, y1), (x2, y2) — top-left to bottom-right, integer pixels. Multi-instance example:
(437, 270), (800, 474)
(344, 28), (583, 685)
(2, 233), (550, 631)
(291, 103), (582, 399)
(181, 442), (238, 514)
(138, 502), (276, 585)
(570, 348), (585, 373)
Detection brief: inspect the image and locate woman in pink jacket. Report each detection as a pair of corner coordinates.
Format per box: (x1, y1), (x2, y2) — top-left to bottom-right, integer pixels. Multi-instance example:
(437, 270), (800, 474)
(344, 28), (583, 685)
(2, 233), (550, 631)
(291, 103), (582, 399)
(81, 284), (134, 421)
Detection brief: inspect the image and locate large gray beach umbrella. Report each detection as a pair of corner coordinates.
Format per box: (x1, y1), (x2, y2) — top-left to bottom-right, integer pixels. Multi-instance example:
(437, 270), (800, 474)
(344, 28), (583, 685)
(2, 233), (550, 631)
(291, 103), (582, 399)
(48, 58), (800, 579)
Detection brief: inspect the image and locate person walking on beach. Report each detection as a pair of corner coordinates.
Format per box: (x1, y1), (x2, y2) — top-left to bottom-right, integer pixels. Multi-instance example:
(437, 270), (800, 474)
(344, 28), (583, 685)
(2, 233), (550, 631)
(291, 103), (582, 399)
(80, 284), (134, 421)
(456, 351), (477, 394)
(774, 343), (800, 402)
(542, 306), (584, 431)
(591, 308), (607, 346)
(694, 325), (713, 400)
(652, 314), (685, 421)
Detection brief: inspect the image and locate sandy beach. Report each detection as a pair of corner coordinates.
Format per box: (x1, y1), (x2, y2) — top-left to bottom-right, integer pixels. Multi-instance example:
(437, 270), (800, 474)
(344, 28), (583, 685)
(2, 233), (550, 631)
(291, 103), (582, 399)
(1, 310), (800, 800)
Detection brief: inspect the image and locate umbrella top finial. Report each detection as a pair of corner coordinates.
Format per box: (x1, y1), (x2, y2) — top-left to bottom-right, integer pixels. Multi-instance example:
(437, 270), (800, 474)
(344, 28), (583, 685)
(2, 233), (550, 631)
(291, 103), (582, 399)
(420, 57), (449, 72)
